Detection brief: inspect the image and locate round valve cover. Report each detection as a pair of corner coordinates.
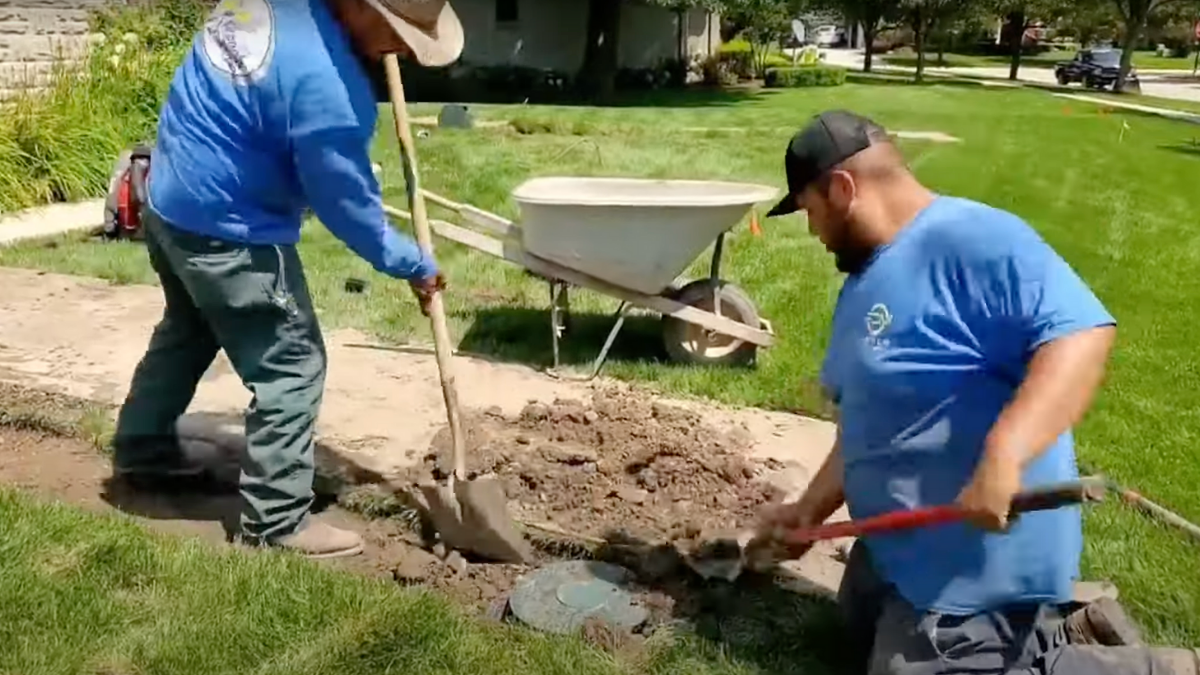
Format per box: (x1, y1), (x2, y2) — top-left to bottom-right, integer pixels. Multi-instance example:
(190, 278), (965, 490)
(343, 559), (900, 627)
(507, 560), (648, 635)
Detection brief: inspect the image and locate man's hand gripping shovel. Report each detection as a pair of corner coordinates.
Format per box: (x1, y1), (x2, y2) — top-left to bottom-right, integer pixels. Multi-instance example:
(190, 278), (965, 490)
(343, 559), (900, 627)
(687, 477), (1107, 582)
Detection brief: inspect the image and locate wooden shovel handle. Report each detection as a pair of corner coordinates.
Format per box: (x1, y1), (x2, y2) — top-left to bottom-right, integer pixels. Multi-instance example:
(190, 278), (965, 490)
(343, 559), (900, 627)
(383, 54), (466, 480)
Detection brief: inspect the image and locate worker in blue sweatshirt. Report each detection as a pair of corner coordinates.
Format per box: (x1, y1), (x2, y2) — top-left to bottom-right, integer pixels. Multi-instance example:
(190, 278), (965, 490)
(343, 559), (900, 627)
(111, 0), (464, 559)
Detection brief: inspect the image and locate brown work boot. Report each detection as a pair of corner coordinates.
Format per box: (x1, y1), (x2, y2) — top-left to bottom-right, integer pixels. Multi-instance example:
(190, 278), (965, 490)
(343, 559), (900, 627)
(1151, 648), (1200, 675)
(1063, 596), (1145, 646)
(273, 521), (364, 559)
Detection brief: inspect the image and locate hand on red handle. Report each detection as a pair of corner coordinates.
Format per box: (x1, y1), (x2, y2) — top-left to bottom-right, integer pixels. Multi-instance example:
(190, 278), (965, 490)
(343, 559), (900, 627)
(956, 451), (1024, 532)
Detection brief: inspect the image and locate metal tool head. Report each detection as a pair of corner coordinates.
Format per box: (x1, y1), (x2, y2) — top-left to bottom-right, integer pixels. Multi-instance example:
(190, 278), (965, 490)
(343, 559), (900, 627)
(417, 474), (535, 564)
(682, 532), (759, 581)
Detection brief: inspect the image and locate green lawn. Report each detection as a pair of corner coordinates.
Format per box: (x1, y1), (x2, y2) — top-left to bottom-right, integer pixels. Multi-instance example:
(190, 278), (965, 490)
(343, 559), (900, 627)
(2, 82), (1200, 648)
(883, 48), (1197, 71)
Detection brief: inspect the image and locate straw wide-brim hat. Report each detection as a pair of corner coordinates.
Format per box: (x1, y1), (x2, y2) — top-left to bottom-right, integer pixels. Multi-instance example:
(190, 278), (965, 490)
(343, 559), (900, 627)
(362, 0), (464, 67)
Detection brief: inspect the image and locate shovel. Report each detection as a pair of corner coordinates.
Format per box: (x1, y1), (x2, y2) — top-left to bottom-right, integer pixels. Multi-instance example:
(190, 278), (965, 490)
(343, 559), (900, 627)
(382, 54), (533, 565)
(688, 476), (1107, 582)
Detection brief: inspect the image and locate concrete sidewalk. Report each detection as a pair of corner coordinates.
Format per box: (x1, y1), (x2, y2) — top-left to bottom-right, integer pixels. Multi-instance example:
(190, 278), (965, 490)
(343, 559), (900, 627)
(1052, 92), (1200, 124)
(0, 199), (104, 245)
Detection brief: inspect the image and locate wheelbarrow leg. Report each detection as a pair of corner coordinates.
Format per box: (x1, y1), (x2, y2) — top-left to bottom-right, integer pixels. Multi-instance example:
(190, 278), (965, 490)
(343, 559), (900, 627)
(549, 281), (572, 370)
(586, 302), (629, 380)
(709, 233), (726, 319)
(547, 300), (629, 382)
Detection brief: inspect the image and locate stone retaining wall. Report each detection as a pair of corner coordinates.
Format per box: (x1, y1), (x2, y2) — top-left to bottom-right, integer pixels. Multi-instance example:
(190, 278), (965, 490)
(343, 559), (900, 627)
(0, 1), (117, 98)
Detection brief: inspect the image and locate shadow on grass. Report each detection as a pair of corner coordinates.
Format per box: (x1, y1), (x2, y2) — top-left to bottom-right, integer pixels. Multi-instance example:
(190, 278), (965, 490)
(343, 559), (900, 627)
(99, 410), (358, 539)
(564, 531), (851, 674)
(405, 86), (775, 111)
(1158, 141), (1200, 158)
(606, 86), (779, 109)
(455, 305), (674, 372)
(845, 72), (998, 90)
(662, 575), (848, 674)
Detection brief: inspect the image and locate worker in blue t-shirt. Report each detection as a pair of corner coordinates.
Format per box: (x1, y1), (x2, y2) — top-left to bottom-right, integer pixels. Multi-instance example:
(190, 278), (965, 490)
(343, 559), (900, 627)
(755, 110), (1190, 674)
(110, 0), (463, 559)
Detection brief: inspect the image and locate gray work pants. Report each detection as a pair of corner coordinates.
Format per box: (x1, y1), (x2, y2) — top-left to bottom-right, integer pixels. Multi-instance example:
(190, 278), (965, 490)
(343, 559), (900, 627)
(838, 541), (1175, 675)
(113, 207), (326, 543)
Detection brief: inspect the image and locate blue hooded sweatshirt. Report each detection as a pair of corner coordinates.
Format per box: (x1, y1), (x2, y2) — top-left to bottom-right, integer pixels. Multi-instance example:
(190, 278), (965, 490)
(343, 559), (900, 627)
(147, 0), (435, 281)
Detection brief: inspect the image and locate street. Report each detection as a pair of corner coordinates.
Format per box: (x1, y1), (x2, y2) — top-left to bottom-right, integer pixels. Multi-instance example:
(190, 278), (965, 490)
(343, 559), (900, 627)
(818, 48), (1200, 104)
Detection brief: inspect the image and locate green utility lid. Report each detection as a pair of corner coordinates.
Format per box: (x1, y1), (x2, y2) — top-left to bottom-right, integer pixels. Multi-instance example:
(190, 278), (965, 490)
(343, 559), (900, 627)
(508, 561), (648, 635)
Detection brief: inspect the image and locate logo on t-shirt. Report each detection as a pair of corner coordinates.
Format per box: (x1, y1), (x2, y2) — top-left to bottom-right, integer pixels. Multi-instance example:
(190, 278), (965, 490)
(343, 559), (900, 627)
(202, 0), (275, 82)
(864, 303), (892, 351)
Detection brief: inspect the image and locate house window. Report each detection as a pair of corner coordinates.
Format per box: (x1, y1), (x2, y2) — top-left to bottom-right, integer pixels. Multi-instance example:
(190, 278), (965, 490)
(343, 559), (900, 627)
(496, 0), (518, 24)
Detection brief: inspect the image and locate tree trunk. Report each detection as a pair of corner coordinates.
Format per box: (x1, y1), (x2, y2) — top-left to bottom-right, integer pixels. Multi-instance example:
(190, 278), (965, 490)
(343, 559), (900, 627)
(1115, 2), (1148, 93)
(579, 0), (622, 102)
(914, 14), (926, 83)
(675, 8), (685, 62)
(937, 34), (946, 67)
(1004, 11), (1025, 81)
(863, 23), (878, 72)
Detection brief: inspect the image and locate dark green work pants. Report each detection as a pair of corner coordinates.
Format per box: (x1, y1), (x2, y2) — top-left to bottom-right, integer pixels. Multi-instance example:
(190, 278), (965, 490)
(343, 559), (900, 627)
(114, 207), (326, 543)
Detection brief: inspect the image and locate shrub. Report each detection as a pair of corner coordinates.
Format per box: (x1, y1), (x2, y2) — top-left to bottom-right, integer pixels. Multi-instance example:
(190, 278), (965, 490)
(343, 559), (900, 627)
(615, 58), (688, 91)
(717, 39), (754, 80)
(694, 54), (739, 86)
(763, 65), (847, 88)
(0, 0), (206, 214)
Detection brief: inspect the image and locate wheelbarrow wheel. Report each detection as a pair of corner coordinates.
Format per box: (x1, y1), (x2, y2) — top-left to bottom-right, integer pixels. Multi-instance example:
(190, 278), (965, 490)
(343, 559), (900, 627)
(662, 279), (759, 367)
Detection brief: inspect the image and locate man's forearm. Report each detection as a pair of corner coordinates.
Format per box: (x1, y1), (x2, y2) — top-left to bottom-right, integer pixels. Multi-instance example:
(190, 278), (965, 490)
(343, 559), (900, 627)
(794, 431), (845, 526)
(293, 128), (437, 281)
(984, 325), (1116, 469)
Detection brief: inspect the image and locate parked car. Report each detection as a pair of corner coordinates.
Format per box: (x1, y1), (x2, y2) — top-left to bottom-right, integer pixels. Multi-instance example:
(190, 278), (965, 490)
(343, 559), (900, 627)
(814, 25), (844, 47)
(1054, 48), (1139, 90)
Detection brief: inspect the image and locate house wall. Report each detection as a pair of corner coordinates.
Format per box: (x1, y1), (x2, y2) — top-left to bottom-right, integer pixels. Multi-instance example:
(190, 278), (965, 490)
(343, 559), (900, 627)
(451, 0), (720, 72)
(0, 0), (112, 95)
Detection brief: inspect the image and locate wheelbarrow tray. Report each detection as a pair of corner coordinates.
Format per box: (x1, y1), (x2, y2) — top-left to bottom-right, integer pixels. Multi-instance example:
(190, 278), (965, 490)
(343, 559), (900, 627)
(513, 177), (778, 296)
(382, 181), (776, 379)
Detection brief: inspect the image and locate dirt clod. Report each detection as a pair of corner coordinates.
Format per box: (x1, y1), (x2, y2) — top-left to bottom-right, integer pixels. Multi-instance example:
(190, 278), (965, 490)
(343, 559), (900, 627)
(446, 551), (468, 576)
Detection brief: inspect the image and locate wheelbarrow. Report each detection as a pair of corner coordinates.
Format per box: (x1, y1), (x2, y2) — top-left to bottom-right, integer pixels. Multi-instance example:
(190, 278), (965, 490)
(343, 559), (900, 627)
(383, 176), (778, 380)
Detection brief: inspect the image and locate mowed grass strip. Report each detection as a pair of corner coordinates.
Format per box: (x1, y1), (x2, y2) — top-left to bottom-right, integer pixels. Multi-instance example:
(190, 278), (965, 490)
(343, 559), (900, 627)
(2, 82), (1199, 644)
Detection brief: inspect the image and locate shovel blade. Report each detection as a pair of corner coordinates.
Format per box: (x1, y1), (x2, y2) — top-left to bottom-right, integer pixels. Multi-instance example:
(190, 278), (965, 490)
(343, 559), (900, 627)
(454, 475), (535, 564)
(418, 480), (468, 541)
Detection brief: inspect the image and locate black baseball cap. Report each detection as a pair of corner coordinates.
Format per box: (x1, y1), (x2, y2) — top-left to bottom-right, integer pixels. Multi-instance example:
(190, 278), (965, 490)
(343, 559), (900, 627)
(765, 110), (890, 218)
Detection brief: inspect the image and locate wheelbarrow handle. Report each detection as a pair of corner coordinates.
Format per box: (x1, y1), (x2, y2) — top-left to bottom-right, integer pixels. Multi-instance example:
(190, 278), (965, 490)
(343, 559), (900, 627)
(781, 476), (1107, 547)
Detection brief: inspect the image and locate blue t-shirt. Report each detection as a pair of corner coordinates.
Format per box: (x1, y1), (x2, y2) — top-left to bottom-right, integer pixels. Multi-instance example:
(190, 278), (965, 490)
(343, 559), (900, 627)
(820, 196), (1115, 615)
(147, 0), (435, 281)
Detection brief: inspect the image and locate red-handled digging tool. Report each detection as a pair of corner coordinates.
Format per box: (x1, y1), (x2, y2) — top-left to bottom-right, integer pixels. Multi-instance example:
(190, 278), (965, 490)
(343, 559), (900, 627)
(688, 476), (1108, 581)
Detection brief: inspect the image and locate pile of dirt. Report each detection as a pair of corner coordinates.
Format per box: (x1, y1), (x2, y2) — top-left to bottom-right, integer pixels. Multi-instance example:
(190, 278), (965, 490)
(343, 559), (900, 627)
(419, 387), (783, 546)
(378, 387), (795, 630)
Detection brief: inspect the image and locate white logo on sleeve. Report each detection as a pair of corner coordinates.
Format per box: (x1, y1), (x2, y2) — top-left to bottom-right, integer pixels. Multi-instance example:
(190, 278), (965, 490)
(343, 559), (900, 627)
(202, 0), (275, 82)
(864, 303), (892, 351)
